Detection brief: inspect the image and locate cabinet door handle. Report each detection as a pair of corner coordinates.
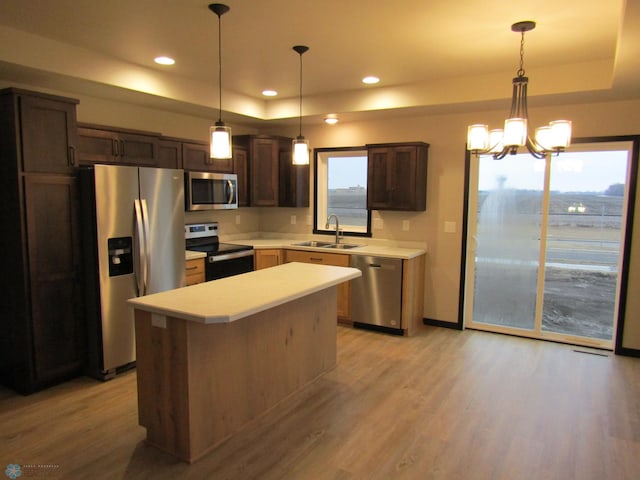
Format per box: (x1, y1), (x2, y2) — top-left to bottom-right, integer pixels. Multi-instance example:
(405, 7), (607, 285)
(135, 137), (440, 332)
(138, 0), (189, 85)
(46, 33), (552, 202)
(68, 145), (76, 166)
(310, 257), (323, 262)
(120, 140), (125, 157)
(186, 265), (198, 271)
(113, 139), (119, 156)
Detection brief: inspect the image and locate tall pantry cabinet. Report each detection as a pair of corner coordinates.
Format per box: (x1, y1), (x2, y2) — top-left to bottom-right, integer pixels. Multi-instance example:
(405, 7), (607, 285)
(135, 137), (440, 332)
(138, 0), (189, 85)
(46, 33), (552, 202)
(0, 88), (84, 394)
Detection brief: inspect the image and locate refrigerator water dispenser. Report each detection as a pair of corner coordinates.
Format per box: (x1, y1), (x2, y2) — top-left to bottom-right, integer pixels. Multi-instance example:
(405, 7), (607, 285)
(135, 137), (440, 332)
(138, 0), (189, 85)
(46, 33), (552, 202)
(107, 237), (133, 277)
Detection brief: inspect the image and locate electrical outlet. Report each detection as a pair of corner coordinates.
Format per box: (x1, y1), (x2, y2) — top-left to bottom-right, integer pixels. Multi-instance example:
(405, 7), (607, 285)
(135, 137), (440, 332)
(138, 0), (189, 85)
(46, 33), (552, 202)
(235, 214), (241, 225)
(151, 313), (167, 329)
(306, 215), (312, 226)
(444, 221), (457, 233)
(402, 220), (410, 231)
(290, 215), (297, 225)
(373, 218), (384, 229)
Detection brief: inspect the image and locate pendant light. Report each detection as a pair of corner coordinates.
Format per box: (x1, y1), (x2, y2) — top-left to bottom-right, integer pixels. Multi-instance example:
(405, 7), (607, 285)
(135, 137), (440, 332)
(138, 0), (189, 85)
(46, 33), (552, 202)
(466, 21), (572, 160)
(292, 45), (310, 165)
(208, 3), (232, 161)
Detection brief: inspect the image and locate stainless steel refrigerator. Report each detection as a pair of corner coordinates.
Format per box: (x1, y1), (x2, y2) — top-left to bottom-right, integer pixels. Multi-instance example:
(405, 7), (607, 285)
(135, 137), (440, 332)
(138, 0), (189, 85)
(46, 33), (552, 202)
(80, 165), (186, 379)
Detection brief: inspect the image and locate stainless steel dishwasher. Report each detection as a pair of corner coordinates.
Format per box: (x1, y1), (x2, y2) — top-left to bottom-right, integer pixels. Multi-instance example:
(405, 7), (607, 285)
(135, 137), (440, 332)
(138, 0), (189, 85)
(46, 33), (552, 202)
(350, 255), (403, 334)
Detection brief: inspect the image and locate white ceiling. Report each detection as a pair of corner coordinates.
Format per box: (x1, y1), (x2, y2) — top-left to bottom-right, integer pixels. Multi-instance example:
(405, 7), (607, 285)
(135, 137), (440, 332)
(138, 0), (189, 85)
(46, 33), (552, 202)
(0, 0), (638, 127)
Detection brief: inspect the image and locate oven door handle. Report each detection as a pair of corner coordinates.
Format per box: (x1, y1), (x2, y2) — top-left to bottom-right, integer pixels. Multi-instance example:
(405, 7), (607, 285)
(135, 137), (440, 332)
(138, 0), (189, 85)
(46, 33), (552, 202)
(208, 249), (254, 262)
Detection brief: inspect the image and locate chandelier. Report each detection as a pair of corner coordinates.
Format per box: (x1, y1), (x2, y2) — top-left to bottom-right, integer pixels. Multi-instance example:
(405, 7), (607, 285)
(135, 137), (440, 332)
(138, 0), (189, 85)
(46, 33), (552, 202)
(466, 21), (572, 160)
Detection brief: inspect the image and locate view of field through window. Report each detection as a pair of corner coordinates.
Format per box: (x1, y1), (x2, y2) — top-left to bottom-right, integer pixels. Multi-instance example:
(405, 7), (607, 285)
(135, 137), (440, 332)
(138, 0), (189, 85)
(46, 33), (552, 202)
(326, 155), (368, 228)
(472, 149), (629, 342)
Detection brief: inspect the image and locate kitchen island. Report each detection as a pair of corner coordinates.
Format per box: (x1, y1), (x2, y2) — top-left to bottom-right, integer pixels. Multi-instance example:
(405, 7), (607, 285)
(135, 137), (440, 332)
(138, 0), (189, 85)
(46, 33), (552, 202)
(127, 262), (361, 463)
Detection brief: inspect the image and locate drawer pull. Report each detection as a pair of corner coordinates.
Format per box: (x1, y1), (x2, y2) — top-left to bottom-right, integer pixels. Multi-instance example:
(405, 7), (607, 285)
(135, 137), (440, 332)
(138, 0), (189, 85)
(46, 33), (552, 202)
(186, 266), (199, 271)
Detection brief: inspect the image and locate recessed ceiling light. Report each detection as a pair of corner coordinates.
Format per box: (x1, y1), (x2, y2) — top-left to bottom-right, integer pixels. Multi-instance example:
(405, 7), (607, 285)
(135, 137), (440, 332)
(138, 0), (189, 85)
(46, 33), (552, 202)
(262, 90), (278, 97)
(362, 76), (380, 85)
(154, 56), (175, 66)
(324, 115), (339, 125)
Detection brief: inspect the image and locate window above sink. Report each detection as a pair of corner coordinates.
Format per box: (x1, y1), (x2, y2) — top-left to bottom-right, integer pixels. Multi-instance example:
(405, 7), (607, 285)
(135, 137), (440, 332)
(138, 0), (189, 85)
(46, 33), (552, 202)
(314, 147), (372, 239)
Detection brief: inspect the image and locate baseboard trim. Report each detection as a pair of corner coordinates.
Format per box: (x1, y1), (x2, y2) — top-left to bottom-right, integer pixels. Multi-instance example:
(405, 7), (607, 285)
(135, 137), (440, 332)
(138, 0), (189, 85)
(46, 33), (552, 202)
(615, 346), (640, 358)
(423, 318), (463, 330)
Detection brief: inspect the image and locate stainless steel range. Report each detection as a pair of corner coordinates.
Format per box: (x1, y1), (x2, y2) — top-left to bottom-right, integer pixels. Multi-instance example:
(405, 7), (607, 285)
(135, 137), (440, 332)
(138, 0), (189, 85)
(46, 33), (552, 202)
(185, 222), (254, 280)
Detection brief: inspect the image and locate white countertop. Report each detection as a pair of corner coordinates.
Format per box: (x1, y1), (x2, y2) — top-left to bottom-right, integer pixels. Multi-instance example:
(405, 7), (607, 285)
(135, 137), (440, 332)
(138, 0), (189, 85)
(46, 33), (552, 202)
(127, 262), (361, 324)
(227, 238), (426, 260)
(185, 250), (206, 260)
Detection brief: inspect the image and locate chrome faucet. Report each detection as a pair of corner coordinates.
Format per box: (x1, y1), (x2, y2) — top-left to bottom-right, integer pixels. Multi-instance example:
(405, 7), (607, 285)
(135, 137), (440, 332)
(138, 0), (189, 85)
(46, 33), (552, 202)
(325, 214), (341, 244)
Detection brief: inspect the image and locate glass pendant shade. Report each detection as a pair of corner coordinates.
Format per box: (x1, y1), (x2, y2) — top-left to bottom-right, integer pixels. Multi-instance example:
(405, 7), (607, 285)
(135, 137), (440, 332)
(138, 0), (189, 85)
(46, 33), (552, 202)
(534, 125), (553, 151)
(292, 136), (310, 165)
(503, 118), (527, 146)
(467, 124), (489, 151)
(489, 129), (505, 154)
(210, 122), (232, 159)
(549, 120), (572, 148)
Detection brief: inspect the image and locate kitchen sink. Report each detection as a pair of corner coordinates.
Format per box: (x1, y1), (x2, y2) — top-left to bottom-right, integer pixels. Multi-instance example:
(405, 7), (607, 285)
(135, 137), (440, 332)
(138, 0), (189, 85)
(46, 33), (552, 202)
(326, 243), (362, 249)
(293, 241), (362, 249)
(293, 241), (334, 248)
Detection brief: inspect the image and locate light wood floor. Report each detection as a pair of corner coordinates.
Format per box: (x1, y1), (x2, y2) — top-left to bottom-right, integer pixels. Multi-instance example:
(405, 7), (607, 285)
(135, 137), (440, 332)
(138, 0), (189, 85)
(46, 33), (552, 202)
(1, 325), (639, 479)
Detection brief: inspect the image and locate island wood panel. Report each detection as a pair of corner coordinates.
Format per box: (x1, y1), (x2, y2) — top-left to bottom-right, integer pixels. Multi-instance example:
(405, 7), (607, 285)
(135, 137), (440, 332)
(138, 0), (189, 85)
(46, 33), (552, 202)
(402, 254), (426, 336)
(134, 287), (337, 463)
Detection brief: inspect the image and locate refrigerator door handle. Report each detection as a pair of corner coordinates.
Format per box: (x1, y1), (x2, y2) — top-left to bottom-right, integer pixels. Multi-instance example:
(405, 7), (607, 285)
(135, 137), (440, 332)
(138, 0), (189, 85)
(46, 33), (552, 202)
(140, 198), (151, 296)
(133, 199), (147, 296)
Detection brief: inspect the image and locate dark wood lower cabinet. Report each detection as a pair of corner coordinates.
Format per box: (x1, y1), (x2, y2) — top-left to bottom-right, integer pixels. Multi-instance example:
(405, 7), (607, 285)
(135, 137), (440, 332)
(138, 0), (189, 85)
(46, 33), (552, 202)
(0, 174), (84, 394)
(24, 175), (84, 386)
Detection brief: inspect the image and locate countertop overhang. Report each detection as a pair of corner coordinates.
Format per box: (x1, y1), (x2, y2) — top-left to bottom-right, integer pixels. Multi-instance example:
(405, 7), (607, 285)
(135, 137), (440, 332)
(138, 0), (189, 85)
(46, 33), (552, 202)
(127, 262), (361, 324)
(185, 250), (206, 260)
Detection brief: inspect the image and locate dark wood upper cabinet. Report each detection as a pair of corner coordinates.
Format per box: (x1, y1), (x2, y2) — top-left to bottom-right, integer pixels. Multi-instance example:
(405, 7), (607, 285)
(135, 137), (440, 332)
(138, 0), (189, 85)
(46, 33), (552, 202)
(232, 145), (249, 207)
(279, 146), (310, 208)
(234, 135), (280, 206)
(366, 142), (429, 211)
(157, 138), (182, 169)
(234, 135), (307, 207)
(77, 125), (159, 167)
(18, 92), (79, 174)
(182, 141), (234, 173)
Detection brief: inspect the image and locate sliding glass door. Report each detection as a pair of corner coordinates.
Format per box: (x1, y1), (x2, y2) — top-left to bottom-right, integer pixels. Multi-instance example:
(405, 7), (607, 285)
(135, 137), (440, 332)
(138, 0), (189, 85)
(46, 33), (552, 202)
(469, 154), (544, 332)
(464, 140), (633, 349)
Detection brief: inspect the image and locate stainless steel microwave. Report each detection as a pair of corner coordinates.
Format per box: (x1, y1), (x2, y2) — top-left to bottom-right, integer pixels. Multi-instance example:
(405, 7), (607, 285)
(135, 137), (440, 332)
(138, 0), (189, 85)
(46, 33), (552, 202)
(185, 171), (238, 211)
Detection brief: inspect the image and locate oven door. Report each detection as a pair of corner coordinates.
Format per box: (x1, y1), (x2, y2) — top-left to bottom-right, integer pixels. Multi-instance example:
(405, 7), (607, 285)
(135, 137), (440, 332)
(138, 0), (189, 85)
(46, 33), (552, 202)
(206, 250), (254, 280)
(185, 171), (238, 211)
